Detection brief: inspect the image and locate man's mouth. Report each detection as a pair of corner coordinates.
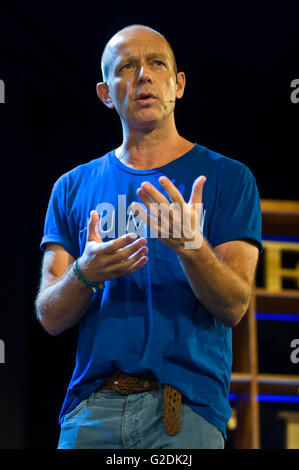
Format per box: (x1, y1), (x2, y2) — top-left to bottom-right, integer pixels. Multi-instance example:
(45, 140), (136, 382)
(135, 93), (156, 101)
(135, 93), (157, 106)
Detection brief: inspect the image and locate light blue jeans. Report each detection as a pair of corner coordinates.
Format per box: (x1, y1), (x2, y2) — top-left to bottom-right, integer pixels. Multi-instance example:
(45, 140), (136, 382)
(57, 386), (225, 449)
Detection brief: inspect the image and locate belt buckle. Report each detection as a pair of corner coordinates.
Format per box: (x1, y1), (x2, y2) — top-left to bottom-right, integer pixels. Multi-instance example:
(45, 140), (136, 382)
(112, 371), (122, 393)
(113, 376), (130, 395)
(113, 380), (120, 392)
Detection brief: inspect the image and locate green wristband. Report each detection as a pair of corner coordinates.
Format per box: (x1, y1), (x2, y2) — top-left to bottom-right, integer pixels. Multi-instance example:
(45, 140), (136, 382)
(73, 259), (105, 293)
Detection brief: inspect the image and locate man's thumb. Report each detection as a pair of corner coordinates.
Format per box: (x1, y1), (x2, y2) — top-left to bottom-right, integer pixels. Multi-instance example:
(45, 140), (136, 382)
(87, 210), (102, 242)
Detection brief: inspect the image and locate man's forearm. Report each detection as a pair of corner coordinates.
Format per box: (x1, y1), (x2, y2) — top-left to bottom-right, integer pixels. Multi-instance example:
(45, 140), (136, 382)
(177, 238), (252, 327)
(35, 266), (93, 336)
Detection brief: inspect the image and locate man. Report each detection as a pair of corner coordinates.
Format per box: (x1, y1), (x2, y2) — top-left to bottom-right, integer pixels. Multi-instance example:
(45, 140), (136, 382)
(36, 24), (262, 449)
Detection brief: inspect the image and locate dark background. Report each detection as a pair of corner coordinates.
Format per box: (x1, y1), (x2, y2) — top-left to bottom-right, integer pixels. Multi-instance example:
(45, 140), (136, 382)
(0, 0), (298, 449)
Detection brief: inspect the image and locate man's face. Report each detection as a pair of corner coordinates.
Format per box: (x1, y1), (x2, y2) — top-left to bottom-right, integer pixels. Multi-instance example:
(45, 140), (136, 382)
(100, 28), (185, 130)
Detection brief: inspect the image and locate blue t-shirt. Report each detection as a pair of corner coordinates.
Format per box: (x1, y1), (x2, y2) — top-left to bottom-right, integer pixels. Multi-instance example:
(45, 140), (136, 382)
(40, 143), (262, 439)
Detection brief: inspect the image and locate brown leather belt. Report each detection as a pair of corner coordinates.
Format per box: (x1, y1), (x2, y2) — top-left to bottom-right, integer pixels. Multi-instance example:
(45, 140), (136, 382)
(98, 370), (182, 436)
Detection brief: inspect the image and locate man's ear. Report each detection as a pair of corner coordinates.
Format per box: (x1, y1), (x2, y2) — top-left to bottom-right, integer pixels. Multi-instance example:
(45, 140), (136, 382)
(175, 71), (186, 100)
(96, 82), (115, 109)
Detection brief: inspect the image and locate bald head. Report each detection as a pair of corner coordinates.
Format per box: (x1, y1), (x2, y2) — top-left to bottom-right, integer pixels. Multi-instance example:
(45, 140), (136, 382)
(100, 24), (178, 84)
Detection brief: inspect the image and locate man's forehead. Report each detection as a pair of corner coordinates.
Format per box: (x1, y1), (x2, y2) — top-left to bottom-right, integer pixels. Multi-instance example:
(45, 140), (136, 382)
(106, 30), (171, 62)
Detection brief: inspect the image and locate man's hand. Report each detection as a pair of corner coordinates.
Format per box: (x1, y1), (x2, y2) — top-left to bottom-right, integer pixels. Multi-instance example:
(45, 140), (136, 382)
(37, 211), (148, 335)
(79, 210), (148, 282)
(131, 175), (206, 254)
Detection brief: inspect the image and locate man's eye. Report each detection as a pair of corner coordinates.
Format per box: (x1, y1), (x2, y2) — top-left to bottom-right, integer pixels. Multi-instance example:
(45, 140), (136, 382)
(121, 63), (133, 71)
(153, 60), (165, 66)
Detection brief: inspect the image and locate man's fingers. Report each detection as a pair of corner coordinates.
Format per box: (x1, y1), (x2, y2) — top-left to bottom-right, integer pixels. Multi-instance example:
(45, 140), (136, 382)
(109, 244), (148, 274)
(188, 176), (206, 207)
(139, 181), (169, 204)
(99, 239), (148, 278)
(131, 202), (156, 233)
(158, 176), (185, 205)
(87, 210), (103, 242)
(126, 249), (148, 272)
(114, 237), (147, 262)
(103, 232), (144, 255)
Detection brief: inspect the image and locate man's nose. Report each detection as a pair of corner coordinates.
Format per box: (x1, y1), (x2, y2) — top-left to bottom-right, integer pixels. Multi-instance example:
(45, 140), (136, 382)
(137, 65), (153, 83)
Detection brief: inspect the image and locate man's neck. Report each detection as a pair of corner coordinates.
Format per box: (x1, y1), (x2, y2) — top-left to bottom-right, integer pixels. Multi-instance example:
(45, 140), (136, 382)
(115, 120), (194, 170)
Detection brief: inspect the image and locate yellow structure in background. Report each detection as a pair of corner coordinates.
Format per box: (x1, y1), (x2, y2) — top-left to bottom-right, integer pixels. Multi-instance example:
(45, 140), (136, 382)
(278, 411), (299, 449)
(228, 199), (299, 449)
(263, 241), (299, 291)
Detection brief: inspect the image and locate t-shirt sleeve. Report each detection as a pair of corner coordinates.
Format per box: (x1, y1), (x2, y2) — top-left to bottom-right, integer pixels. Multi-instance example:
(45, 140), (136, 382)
(209, 161), (263, 253)
(40, 174), (77, 257)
